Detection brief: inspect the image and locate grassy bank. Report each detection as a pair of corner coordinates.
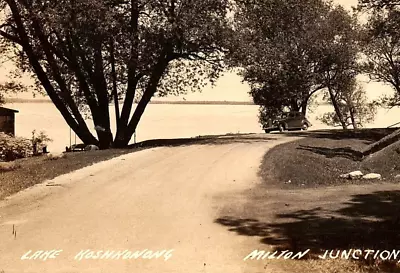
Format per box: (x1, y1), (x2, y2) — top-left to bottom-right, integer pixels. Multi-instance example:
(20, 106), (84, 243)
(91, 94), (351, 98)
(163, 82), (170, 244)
(0, 149), (136, 200)
(222, 128), (400, 273)
(261, 128), (400, 189)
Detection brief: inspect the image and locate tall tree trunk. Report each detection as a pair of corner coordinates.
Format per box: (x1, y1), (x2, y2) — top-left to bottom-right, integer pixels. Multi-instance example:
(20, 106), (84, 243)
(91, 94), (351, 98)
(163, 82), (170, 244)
(115, 0), (140, 144)
(110, 39), (120, 130)
(328, 86), (348, 130)
(301, 100), (308, 116)
(114, 76), (140, 144)
(291, 99), (300, 112)
(7, 0), (98, 145)
(93, 43), (113, 149)
(115, 56), (169, 147)
(27, 15), (98, 147)
(349, 106), (358, 129)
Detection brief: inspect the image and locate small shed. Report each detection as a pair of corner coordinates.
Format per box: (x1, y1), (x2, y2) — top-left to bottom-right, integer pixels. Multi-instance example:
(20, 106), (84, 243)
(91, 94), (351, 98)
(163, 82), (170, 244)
(0, 107), (19, 136)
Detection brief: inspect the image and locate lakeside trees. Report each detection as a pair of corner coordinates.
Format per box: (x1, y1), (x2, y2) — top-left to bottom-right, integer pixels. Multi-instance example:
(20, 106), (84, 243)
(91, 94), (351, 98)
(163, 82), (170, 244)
(229, 0), (330, 121)
(0, 0), (231, 148)
(359, 3), (400, 107)
(355, 0), (400, 154)
(318, 78), (378, 129)
(228, 0), (369, 129)
(1, 0), (400, 147)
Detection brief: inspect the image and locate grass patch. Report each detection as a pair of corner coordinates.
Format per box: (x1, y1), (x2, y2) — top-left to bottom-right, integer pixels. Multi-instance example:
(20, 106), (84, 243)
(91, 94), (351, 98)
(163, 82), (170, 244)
(0, 149), (138, 200)
(261, 128), (400, 189)
(208, 129), (400, 273)
(238, 128), (400, 272)
(0, 162), (21, 172)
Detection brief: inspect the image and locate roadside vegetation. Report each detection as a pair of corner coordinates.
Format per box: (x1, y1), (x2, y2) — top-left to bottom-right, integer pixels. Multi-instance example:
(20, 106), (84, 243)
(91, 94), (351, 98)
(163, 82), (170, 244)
(0, 148), (135, 200)
(0, 133), (260, 200)
(215, 128), (400, 273)
(0, 129), (134, 199)
(1, 0), (400, 272)
(0, 0), (399, 154)
(0, 130), (53, 162)
(261, 128), (399, 189)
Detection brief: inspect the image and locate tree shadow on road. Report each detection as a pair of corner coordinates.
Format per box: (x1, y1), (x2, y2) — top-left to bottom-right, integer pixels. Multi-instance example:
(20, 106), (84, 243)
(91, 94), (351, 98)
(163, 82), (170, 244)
(128, 134), (279, 149)
(216, 190), (400, 272)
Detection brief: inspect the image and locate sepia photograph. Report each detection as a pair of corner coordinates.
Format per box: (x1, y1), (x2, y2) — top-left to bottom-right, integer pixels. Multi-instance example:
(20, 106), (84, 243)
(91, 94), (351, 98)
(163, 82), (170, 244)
(1, 0), (400, 272)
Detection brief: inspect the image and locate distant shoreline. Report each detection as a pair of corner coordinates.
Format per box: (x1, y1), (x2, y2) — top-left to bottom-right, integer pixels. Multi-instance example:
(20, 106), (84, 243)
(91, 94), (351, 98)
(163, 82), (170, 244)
(5, 98), (256, 106)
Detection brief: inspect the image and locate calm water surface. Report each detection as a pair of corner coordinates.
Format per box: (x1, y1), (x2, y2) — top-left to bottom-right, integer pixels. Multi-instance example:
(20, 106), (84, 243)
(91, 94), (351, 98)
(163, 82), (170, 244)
(5, 103), (400, 153)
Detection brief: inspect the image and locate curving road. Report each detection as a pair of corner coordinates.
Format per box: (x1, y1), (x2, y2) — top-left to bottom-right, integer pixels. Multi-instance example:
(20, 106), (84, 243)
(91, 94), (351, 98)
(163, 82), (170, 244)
(0, 134), (296, 273)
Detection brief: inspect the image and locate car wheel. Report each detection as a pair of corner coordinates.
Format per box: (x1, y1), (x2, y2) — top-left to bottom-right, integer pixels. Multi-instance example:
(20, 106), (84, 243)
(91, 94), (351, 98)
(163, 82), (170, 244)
(302, 123), (309, 131)
(278, 123), (285, 132)
(265, 130), (271, 134)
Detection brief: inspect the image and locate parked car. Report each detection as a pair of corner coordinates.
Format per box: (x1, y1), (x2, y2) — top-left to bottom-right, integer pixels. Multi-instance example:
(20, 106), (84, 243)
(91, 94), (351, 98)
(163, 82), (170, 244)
(263, 111), (312, 133)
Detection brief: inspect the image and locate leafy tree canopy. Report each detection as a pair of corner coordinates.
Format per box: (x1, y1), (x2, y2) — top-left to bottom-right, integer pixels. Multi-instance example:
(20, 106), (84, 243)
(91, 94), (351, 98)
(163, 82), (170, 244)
(359, 6), (400, 106)
(0, 0), (232, 148)
(358, 0), (400, 10)
(229, 0), (359, 124)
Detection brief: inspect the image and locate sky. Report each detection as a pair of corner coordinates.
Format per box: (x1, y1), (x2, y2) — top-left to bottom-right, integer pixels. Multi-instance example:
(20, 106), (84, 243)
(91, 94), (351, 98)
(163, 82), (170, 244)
(176, 0), (391, 102)
(2, 0), (393, 102)
(181, 0), (394, 102)
(336, 0), (357, 9)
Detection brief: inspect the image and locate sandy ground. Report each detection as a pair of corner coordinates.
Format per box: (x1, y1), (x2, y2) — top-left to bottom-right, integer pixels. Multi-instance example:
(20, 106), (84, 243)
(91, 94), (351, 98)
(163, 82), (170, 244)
(0, 134), (296, 273)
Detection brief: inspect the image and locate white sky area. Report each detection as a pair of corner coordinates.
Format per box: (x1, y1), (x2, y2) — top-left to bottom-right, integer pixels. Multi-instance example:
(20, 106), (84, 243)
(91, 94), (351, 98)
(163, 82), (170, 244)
(1, 0), (394, 102)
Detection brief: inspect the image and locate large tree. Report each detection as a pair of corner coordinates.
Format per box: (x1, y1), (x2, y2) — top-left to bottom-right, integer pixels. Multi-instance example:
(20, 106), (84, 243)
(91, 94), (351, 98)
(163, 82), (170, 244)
(359, 8), (400, 106)
(229, 0), (360, 124)
(0, 0), (231, 148)
(230, 0), (329, 119)
(312, 5), (361, 129)
(319, 77), (377, 129)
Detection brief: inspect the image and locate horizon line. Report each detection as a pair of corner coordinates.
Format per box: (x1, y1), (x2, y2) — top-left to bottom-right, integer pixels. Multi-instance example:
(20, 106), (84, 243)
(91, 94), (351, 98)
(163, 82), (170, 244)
(5, 98), (256, 105)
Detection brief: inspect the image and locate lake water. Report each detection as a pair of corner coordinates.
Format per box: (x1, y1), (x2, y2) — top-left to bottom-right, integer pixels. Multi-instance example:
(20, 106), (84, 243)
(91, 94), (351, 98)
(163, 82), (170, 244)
(4, 102), (400, 153)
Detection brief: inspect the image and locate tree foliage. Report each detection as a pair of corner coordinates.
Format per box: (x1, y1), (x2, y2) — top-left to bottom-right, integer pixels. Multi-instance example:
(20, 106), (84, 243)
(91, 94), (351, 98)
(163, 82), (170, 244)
(0, 81), (28, 105)
(229, 0), (360, 124)
(319, 78), (377, 128)
(359, 8), (400, 107)
(313, 6), (361, 129)
(0, 0), (231, 148)
(358, 0), (400, 10)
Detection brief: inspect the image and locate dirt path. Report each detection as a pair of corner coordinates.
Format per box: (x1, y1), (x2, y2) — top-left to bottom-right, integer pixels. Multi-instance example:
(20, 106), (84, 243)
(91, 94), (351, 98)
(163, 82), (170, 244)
(0, 134), (296, 273)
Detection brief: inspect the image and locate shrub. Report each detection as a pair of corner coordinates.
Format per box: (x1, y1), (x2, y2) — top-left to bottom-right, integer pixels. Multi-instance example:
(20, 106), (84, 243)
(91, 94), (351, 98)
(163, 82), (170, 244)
(0, 132), (32, 161)
(31, 130), (52, 155)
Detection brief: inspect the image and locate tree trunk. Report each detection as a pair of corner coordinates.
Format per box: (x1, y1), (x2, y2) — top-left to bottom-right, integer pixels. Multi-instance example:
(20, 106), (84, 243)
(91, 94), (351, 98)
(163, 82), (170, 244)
(291, 99), (300, 112)
(301, 100), (308, 116)
(328, 86), (348, 130)
(362, 128), (400, 156)
(110, 39), (120, 130)
(349, 106), (358, 129)
(28, 16), (99, 146)
(114, 55), (169, 147)
(114, 0), (140, 144)
(7, 0), (98, 146)
(115, 76), (140, 144)
(92, 43), (112, 149)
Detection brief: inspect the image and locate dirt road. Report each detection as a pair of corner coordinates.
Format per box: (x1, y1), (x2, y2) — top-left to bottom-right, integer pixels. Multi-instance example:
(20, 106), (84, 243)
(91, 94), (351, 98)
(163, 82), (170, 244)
(0, 135), (296, 273)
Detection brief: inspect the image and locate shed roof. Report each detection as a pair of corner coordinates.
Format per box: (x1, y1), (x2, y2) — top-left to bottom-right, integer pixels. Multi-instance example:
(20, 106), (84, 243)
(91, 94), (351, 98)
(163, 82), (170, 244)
(0, 107), (19, 115)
